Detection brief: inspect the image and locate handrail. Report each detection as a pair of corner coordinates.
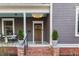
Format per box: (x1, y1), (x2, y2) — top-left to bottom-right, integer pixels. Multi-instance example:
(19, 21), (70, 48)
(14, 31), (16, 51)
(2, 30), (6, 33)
(24, 30), (30, 56)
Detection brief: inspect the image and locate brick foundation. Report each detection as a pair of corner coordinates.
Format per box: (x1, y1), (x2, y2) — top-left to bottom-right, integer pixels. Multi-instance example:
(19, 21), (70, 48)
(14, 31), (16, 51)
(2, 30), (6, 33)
(17, 47), (24, 56)
(53, 48), (59, 56)
(0, 47), (54, 56)
(59, 48), (79, 56)
(1, 47), (79, 56)
(0, 47), (17, 56)
(26, 47), (53, 56)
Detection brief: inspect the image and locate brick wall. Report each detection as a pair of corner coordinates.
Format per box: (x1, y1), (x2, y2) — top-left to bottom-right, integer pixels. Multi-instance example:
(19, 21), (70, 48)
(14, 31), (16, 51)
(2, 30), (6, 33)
(26, 47), (53, 56)
(0, 47), (17, 56)
(1, 47), (79, 56)
(59, 48), (79, 56)
(0, 47), (54, 56)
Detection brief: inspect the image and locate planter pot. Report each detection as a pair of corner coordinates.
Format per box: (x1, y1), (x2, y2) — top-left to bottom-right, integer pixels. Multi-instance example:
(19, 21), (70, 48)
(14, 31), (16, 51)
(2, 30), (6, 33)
(52, 40), (58, 46)
(18, 40), (24, 44)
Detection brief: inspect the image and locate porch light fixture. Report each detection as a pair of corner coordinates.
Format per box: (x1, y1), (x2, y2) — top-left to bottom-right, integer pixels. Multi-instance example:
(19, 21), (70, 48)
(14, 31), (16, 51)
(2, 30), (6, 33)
(32, 13), (44, 18)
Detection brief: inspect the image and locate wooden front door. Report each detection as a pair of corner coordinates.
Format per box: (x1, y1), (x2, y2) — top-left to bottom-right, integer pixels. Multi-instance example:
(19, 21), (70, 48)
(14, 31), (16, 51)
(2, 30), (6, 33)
(34, 24), (42, 44)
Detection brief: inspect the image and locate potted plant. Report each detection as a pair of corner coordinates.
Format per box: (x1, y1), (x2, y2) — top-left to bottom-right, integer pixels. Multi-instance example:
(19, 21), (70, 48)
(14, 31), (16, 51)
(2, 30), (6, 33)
(18, 30), (24, 44)
(52, 30), (59, 46)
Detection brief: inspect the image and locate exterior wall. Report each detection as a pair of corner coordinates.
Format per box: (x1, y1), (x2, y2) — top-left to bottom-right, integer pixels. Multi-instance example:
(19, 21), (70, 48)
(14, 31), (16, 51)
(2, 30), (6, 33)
(53, 3), (79, 44)
(26, 17), (33, 41)
(15, 17), (23, 34)
(44, 14), (50, 42)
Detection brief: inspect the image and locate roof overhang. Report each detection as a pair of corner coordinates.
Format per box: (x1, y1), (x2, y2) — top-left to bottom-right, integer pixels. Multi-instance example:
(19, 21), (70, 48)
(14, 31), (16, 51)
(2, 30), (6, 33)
(0, 3), (50, 13)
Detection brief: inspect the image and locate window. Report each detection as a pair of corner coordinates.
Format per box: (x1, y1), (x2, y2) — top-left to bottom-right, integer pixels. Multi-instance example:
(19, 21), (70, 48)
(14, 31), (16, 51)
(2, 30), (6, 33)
(4, 21), (13, 35)
(2, 18), (15, 35)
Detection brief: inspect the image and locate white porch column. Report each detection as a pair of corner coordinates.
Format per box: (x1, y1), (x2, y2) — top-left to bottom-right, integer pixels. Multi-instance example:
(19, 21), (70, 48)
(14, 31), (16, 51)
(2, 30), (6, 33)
(50, 3), (53, 45)
(23, 13), (26, 39)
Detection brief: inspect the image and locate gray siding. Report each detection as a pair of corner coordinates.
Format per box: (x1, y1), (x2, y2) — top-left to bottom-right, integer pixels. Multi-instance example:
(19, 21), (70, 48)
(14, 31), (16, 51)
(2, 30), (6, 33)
(53, 3), (79, 44)
(15, 17), (23, 34)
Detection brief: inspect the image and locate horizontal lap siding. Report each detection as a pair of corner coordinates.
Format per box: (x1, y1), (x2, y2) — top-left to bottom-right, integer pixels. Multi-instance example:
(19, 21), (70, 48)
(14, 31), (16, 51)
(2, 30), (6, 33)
(53, 3), (79, 44)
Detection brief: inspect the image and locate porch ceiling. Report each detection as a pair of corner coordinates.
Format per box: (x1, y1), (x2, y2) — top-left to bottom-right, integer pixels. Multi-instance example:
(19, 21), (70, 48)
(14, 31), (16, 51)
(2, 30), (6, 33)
(0, 13), (48, 17)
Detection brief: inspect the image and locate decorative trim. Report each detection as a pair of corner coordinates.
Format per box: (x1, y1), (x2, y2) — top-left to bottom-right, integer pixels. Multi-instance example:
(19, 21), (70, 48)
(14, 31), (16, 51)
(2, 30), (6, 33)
(53, 44), (79, 48)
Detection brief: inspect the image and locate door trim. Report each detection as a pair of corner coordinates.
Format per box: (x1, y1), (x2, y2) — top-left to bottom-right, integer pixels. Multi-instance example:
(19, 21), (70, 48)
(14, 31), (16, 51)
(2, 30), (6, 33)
(32, 21), (43, 44)
(2, 18), (15, 35)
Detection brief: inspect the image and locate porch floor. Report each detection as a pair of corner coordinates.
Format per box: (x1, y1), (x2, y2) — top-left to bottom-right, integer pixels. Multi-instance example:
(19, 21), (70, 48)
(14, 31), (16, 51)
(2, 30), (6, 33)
(0, 41), (49, 47)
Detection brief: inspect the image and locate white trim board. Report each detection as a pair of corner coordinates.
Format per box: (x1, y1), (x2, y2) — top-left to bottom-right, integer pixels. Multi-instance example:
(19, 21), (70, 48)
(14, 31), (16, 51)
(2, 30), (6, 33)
(75, 7), (79, 37)
(0, 9), (49, 13)
(0, 4), (50, 7)
(28, 44), (51, 47)
(2, 18), (15, 35)
(53, 44), (79, 48)
(50, 3), (53, 45)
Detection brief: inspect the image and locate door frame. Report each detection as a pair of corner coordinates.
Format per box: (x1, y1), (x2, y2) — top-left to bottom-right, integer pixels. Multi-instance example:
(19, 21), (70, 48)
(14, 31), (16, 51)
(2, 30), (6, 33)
(2, 18), (15, 35)
(32, 21), (44, 44)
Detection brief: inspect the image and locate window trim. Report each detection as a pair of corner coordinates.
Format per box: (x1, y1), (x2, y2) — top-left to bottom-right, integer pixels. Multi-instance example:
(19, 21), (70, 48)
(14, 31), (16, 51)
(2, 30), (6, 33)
(2, 18), (15, 35)
(75, 7), (79, 37)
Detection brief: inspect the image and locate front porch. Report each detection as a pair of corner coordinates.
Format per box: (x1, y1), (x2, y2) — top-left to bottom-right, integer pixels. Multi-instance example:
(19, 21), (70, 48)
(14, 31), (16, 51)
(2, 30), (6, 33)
(0, 13), (50, 46)
(0, 4), (54, 56)
(0, 3), (52, 46)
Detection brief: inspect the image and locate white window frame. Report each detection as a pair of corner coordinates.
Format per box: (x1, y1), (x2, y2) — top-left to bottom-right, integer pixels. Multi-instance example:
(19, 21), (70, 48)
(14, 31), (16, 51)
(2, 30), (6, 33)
(32, 21), (44, 44)
(2, 18), (15, 35)
(75, 7), (79, 37)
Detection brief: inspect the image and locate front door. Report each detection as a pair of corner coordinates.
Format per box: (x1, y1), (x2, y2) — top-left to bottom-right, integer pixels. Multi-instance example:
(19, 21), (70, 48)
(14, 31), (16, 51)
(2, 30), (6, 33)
(33, 21), (43, 44)
(34, 24), (42, 44)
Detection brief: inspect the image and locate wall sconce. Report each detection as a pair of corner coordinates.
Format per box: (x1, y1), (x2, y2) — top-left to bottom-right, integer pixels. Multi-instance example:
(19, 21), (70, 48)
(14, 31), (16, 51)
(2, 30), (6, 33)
(32, 13), (44, 18)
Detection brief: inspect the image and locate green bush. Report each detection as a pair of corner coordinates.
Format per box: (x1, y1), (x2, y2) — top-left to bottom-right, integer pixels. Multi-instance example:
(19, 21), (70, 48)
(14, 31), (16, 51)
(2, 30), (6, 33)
(52, 30), (59, 40)
(18, 30), (24, 40)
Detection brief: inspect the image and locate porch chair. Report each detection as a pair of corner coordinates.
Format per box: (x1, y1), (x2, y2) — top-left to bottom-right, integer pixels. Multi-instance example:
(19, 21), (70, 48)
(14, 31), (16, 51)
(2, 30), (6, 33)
(0, 33), (5, 42)
(8, 34), (18, 42)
